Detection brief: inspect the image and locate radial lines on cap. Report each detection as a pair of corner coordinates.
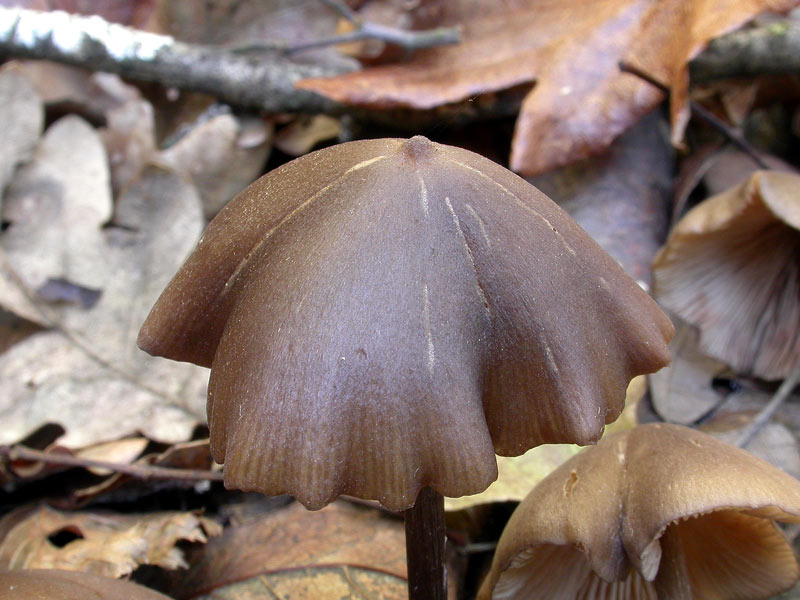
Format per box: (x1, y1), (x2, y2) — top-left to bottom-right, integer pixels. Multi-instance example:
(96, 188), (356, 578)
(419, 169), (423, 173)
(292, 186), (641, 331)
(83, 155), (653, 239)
(450, 158), (577, 257)
(444, 196), (491, 320)
(423, 284), (435, 375)
(417, 171), (429, 218)
(222, 154), (389, 294)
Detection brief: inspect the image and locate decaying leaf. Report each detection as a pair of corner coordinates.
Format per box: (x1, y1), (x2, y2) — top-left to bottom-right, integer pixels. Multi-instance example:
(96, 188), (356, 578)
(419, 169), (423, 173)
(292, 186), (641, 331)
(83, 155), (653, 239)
(653, 170), (800, 380)
(297, 0), (798, 175)
(0, 115), (110, 324)
(0, 504), (220, 577)
(530, 111), (672, 285)
(152, 501), (408, 600)
(0, 64), (43, 197)
(0, 166), (208, 448)
(649, 317), (728, 425)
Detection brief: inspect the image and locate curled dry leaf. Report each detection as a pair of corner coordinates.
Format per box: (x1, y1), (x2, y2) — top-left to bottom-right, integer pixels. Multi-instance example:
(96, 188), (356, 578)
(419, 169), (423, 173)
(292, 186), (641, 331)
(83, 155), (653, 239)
(297, 0), (797, 175)
(152, 501), (406, 600)
(0, 504), (220, 577)
(478, 423), (800, 600)
(0, 166), (208, 448)
(653, 170), (800, 380)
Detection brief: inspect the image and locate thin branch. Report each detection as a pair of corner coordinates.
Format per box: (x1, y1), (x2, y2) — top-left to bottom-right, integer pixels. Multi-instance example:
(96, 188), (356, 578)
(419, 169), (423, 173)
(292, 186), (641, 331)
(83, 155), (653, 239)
(272, 0), (461, 55)
(0, 7), (348, 114)
(0, 444), (224, 482)
(319, 0), (359, 23)
(691, 21), (800, 83)
(619, 61), (770, 169)
(734, 363), (800, 449)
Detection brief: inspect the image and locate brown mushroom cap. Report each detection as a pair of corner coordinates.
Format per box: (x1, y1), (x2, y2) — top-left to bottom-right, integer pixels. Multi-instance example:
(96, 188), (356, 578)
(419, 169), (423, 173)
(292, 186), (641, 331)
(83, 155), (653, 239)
(478, 423), (800, 599)
(653, 170), (800, 380)
(138, 136), (673, 511)
(0, 569), (172, 599)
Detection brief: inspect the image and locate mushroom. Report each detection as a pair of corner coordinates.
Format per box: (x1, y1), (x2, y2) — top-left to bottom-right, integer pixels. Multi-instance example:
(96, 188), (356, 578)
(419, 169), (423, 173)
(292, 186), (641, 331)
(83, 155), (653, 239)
(0, 569), (172, 599)
(653, 170), (800, 380)
(138, 136), (673, 598)
(478, 422), (800, 599)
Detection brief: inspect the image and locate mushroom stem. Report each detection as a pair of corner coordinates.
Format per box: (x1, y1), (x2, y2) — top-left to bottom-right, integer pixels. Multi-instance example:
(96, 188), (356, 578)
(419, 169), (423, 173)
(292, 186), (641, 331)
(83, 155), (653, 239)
(404, 486), (447, 600)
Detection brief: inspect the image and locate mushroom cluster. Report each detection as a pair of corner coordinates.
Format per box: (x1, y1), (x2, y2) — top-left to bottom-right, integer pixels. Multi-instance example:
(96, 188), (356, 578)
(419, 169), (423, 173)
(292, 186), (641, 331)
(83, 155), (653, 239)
(138, 136), (674, 598)
(478, 423), (800, 599)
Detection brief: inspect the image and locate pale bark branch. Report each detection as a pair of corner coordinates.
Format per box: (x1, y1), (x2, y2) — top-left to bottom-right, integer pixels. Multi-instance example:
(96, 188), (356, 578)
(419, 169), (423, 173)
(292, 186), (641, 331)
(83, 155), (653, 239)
(0, 7), (349, 114)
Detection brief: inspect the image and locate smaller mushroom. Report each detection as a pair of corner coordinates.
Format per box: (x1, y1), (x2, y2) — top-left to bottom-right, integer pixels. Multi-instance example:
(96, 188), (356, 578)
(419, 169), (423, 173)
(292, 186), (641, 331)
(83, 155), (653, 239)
(0, 569), (172, 599)
(652, 170), (800, 380)
(478, 423), (800, 599)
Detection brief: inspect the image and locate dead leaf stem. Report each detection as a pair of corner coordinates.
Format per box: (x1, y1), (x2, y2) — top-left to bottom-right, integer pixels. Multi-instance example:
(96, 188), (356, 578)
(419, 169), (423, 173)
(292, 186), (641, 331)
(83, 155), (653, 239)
(0, 444), (223, 482)
(735, 362), (800, 449)
(618, 61), (769, 169)
(282, 0), (461, 55)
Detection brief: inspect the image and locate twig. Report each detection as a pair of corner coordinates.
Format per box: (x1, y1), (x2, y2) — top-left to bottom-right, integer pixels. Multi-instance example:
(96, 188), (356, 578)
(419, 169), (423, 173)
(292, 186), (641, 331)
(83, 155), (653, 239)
(691, 21), (800, 82)
(285, 0), (461, 55)
(0, 7), (348, 114)
(618, 61), (770, 169)
(0, 444), (224, 482)
(734, 363), (800, 449)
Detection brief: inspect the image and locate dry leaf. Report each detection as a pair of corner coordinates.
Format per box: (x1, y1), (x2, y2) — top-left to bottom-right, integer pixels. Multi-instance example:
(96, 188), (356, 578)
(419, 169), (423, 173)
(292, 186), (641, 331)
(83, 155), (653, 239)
(297, 0), (797, 175)
(653, 170), (800, 380)
(0, 65), (43, 197)
(0, 504), (220, 577)
(0, 166), (208, 448)
(152, 501), (407, 600)
(649, 317), (728, 425)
